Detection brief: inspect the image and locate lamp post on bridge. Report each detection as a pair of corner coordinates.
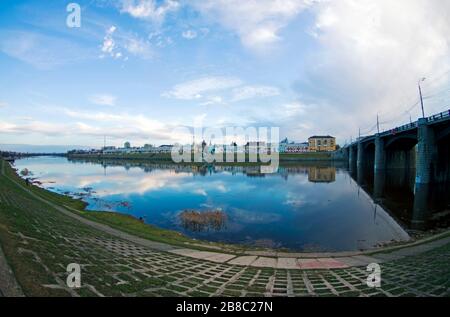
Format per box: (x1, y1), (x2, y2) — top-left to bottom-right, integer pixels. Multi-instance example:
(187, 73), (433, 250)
(418, 77), (426, 118)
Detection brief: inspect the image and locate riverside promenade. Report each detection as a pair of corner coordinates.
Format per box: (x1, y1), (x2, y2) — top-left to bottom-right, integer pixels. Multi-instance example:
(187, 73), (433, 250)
(0, 160), (449, 297)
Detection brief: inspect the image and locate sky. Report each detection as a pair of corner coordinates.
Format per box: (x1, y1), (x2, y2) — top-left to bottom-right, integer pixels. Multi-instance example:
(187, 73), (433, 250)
(0, 0), (450, 150)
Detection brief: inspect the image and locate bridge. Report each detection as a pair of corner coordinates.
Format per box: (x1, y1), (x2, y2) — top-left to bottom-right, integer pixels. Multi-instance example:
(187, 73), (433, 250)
(341, 109), (450, 184)
(338, 109), (450, 230)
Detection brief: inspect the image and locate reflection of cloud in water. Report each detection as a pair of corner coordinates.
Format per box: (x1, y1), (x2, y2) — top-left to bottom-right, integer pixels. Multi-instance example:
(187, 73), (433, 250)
(230, 208), (281, 224)
(283, 192), (306, 208)
(48, 169), (189, 197)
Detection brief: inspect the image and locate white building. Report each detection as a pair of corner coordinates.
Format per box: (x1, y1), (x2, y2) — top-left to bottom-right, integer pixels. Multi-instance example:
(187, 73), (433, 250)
(279, 138), (309, 153)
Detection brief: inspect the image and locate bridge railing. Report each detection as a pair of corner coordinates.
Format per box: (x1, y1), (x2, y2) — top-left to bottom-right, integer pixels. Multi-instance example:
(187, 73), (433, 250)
(345, 109), (450, 148)
(426, 109), (450, 123)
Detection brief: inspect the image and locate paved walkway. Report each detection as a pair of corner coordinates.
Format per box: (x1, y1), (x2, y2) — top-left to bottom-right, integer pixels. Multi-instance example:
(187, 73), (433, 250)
(0, 160), (449, 297)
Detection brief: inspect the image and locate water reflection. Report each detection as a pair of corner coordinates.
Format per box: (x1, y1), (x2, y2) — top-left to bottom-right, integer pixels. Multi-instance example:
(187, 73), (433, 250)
(13, 156), (447, 251)
(353, 165), (450, 231)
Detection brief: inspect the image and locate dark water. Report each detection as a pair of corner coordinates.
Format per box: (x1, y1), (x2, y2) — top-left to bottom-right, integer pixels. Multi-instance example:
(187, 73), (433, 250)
(13, 156), (450, 252)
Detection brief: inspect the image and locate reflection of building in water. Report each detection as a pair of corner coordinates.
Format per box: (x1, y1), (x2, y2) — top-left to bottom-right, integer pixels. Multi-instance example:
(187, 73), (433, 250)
(308, 167), (336, 183)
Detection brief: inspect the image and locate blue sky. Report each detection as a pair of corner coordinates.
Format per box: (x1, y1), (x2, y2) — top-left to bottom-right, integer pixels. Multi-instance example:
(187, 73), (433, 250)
(1, 0), (450, 149)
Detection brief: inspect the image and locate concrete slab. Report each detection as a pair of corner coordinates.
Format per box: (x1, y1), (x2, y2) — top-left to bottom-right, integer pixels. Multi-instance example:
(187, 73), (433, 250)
(169, 248), (198, 256)
(297, 259), (324, 269)
(204, 253), (236, 263)
(350, 255), (382, 265)
(169, 249), (233, 262)
(277, 257), (300, 269)
(337, 256), (371, 267)
(250, 257), (277, 268)
(244, 251), (278, 257)
(227, 256), (258, 266)
(317, 258), (349, 268)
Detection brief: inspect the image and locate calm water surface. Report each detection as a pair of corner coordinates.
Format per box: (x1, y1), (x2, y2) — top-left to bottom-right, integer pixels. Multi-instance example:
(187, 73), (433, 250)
(15, 156), (448, 252)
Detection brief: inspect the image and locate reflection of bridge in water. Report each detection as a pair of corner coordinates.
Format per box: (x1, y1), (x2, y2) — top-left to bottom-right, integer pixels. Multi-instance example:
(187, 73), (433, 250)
(339, 110), (450, 231)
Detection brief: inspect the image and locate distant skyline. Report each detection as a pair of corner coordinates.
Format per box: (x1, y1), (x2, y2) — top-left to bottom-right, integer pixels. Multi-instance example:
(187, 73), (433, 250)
(1, 0), (450, 149)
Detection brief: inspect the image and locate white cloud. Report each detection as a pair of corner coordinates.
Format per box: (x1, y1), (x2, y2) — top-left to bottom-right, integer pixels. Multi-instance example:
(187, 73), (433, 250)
(125, 37), (154, 59)
(121, 0), (180, 23)
(231, 85), (280, 102)
(199, 96), (224, 106)
(190, 0), (313, 50)
(182, 30), (197, 40)
(0, 102), (8, 108)
(100, 26), (120, 58)
(100, 25), (153, 60)
(163, 76), (242, 100)
(89, 94), (117, 107)
(295, 0), (450, 142)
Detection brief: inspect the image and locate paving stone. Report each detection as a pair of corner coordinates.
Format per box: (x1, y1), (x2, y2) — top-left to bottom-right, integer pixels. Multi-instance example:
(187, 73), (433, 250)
(277, 258), (301, 269)
(250, 257), (277, 268)
(204, 253), (236, 263)
(337, 257), (371, 267)
(227, 256), (258, 266)
(349, 255), (382, 265)
(317, 258), (349, 269)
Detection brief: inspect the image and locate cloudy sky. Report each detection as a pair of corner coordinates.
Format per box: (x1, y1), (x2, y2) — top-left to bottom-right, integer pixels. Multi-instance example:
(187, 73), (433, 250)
(1, 0), (450, 149)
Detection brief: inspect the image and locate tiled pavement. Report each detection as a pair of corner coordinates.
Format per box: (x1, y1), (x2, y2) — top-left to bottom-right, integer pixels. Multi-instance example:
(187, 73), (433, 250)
(0, 161), (449, 297)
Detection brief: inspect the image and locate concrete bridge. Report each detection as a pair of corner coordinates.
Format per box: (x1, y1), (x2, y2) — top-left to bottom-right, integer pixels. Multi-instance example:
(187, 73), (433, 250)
(341, 109), (450, 184)
(338, 109), (450, 230)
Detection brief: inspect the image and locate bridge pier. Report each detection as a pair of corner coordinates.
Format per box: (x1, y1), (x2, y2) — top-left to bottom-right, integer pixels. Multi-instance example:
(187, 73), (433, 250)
(357, 141), (364, 169)
(374, 134), (386, 171)
(415, 118), (437, 184)
(412, 183), (430, 230)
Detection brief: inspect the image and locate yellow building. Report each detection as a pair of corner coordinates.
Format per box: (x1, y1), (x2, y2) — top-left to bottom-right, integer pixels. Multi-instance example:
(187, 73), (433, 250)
(308, 135), (336, 152)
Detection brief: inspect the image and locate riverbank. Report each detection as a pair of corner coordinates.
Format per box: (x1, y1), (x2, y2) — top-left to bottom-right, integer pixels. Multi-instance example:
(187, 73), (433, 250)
(67, 151), (336, 163)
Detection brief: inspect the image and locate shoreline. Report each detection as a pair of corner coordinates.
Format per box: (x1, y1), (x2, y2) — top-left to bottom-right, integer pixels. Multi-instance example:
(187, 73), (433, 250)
(66, 151), (340, 163)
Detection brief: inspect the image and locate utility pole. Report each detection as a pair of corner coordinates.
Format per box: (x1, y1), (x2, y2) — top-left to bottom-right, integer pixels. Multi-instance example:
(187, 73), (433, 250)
(377, 114), (380, 134)
(418, 77), (426, 118)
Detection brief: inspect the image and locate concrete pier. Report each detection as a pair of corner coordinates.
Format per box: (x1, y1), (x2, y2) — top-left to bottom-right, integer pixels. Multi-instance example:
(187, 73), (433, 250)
(357, 141), (364, 169)
(415, 118), (437, 184)
(374, 134), (386, 171)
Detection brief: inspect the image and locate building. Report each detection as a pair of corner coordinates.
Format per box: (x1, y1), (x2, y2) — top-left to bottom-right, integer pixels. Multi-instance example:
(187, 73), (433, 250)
(308, 135), (336, 152)
(279, 138), (309, 153)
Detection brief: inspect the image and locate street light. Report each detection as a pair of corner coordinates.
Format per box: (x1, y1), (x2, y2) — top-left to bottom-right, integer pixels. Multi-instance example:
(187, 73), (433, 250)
(418, 77), (426, 118)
